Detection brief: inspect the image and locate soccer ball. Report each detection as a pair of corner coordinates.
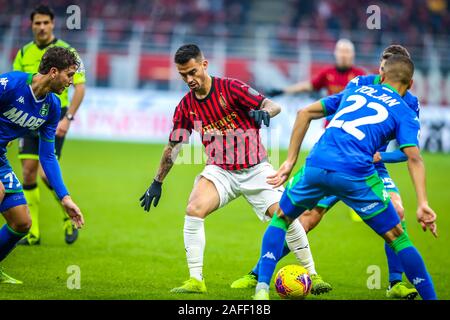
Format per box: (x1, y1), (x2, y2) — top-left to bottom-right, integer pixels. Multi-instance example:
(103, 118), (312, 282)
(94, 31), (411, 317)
(274, 265), (312, 300)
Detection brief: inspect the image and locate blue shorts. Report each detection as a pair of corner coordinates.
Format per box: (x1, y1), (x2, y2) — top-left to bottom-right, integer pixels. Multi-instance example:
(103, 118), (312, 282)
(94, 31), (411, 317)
(0, 154), (26, 212)
(316, 195), (339, 210)
(376, 167), (400, 194)
(280, 166), (400, 235)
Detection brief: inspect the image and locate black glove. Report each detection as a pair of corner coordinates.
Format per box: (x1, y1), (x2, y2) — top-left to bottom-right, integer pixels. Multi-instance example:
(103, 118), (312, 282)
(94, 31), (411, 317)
(266, 89), (284, 97)
(140, 179), (162, 212)
(249, 110), (270, 127)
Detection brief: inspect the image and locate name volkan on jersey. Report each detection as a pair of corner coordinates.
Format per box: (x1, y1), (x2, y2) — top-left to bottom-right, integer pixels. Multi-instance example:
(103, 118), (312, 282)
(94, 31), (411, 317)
(3, 106), (47, 130)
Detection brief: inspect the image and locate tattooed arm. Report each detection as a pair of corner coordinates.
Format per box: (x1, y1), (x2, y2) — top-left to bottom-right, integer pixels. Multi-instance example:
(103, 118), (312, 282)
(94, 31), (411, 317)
(140, 140), (184, 211)
(154, 141), (183, 182)
(260, 98), (282, 118)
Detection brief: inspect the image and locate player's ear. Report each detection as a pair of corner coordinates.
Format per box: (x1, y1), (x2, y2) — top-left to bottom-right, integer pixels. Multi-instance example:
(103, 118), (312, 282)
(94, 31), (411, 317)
(202, 59), (208, 70)
(49, 67), (58, 79)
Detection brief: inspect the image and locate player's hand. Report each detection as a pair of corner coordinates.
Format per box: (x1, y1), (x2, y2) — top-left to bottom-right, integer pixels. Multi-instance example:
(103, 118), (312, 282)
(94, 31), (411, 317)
(140, 180), (162, 212)
(416, 203), (438, 238)
(61, 195), (84, 229)
(266, 89), (284, 97)
(249, 110), (270, 127)
(267, 160), (295, 188)
(373, 152), (382, 163)
(56, 117), (71, 137)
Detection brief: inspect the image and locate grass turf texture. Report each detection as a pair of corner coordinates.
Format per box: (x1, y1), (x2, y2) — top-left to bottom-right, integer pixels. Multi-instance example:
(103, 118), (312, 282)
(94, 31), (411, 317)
(0, 140), (449, 300)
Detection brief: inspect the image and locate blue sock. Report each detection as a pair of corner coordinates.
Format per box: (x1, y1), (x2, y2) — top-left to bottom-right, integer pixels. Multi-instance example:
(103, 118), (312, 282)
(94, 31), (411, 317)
(390, 233), (437, 300)
(257, 215), (288, 285)
(385, 242), (403, 283)
(252, 241), (290, 277)
(0, 224), (27, 263)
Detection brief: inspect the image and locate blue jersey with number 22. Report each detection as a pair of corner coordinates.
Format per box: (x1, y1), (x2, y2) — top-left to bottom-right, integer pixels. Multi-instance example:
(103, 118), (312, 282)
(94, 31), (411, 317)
(306, 84), (420, 176)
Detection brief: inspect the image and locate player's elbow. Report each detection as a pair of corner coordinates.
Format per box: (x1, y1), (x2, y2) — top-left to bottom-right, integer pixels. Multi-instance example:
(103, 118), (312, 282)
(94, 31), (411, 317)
(406, 152), (422, 164)
(297, 107), (313, 122)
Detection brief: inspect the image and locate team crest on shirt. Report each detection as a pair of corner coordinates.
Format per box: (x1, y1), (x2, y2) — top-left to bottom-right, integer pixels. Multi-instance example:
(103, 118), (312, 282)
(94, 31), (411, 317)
(39, 103), (49, 117)
(219, 92), (228, 110)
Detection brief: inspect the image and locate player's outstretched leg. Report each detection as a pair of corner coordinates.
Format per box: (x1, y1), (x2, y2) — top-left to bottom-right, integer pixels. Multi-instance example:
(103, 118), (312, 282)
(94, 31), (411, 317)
(170, 216), (207, 294)
(385, 221), (418, 299)
(232, 212), (332, 294)
(231, 243), (290, 289)
(0, 202), (31, 284)
(285, 219), (332, 295)
(383, 193), (417, 299)
(170, 177), (219, 294)
(370, 203), (437, 300)
(254, 214), (289, 300)
(18, 159), (40, 246)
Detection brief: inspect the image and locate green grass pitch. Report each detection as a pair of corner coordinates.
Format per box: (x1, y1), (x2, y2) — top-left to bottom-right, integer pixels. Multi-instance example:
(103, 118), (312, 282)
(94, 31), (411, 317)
(0, 139), (449, 300)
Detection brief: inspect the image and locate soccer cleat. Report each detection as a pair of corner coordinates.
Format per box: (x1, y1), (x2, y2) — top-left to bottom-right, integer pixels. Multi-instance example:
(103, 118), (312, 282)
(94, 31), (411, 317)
(310, 274), (332, 295)
(386, 282), (418, 300)
(170, 277), (207, 294)
(253, 289), (270, 300)
(0, 268), (23, 284)
(17, 234), (40, 246)
(231, 274), (257, 289)
(64, 218), (79, 245)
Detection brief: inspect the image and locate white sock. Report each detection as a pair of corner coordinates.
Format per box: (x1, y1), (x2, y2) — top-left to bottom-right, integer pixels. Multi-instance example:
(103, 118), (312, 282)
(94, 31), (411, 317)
(286, 219), (317, 275)
(184, 216), (205, 281)
(255, 282), (269, 292)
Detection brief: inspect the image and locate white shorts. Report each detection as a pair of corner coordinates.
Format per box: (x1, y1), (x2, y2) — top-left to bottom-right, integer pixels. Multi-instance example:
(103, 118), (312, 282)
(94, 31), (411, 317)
(194, 162), (284, 221)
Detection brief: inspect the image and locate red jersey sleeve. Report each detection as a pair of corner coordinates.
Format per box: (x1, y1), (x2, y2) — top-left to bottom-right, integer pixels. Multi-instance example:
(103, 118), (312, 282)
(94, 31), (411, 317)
(228, 79), (266, 110)
(311, 68), (328, 90)
(169, 98), (193, 144)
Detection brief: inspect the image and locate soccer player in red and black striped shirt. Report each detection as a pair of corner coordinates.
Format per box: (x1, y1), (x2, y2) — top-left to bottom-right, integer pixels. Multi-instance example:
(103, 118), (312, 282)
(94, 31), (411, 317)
(268, 39), (365, 127)
(140, 44), (331, 294)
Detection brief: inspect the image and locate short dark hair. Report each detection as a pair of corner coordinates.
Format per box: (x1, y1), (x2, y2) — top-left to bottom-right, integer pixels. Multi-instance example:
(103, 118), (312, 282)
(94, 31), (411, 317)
(30, 5), (55, 21)
(383, 54), (414, 85)
(381, 45), (411, 60)
(39, 47), (80, 74)
(174, 44), (203, 64)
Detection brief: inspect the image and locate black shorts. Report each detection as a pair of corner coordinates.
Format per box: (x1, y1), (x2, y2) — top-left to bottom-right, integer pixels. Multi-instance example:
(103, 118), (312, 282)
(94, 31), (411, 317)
(18, 107), (67, 160)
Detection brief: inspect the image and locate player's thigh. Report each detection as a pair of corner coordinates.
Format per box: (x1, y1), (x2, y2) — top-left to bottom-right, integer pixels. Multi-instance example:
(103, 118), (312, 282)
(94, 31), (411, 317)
(389, 191), (405, 220)
(332, 172), (401, 235)
(379, 172), (404, 220)
(251, 164), (325, 222)
(0, 180), (5, 202)
(299, 206), (327, 233)
(187, 166), (234, 218)
(2, 204), (31, 233)
(238, 162), (284, 221)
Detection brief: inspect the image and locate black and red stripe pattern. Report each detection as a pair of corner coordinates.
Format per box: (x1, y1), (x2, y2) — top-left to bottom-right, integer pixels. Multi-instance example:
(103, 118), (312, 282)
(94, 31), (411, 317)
(169, 77), (267, 170)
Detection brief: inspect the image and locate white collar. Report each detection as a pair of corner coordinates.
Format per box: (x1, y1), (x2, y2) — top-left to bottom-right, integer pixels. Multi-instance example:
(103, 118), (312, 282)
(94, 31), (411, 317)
(28, 85), (47, 103)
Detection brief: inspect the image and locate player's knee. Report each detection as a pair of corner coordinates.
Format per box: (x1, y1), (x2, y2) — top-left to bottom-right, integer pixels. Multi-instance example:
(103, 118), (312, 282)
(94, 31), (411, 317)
(10, 216), (32, 234)
(299, 207), (324, 233)
(393, 202), (405, 220)
(0, 183), (5, 201)
(22, 165), (38, 185)
(383, 223), (404, 243)
(186, 202), (207, 218)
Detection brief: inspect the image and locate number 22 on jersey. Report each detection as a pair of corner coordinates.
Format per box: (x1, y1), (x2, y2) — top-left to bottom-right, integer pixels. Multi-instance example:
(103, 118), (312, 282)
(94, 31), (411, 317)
(327, 95), (388, 140)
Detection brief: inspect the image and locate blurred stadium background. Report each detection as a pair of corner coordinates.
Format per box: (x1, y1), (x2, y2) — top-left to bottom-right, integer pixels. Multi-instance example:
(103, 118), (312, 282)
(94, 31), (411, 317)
(0, 0), (449, 300)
